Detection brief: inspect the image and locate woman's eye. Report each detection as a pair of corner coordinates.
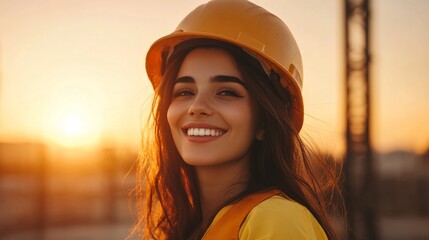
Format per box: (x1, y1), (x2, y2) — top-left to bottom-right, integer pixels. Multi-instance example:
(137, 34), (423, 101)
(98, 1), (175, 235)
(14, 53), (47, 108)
(217, 89), (242, 97)
(173, 89), (194, 97)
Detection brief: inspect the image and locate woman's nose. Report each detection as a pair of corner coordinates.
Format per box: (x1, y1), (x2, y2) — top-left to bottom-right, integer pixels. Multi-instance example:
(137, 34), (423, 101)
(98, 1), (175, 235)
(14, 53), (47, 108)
(187, 94), (213, 117)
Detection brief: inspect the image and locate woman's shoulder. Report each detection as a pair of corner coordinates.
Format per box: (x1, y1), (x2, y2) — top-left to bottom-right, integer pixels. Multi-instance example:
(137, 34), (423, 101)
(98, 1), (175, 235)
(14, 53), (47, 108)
(239, 194), (328, 240)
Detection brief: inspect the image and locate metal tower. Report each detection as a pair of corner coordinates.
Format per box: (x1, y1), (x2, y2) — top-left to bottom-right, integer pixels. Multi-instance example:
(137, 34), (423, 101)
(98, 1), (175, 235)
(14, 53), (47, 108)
(344, 0), (378, 239)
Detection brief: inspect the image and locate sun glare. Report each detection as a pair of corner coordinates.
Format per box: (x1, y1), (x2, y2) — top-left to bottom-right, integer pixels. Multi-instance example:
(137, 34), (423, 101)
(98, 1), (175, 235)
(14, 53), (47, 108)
(42, 83), (105, 149)
(45, 109), (102, 149)
(62, 115), (83, 136)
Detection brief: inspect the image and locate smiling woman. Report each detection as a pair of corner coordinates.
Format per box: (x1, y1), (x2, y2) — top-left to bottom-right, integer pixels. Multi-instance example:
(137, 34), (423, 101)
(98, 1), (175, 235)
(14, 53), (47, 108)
(135, 1), (342, 239)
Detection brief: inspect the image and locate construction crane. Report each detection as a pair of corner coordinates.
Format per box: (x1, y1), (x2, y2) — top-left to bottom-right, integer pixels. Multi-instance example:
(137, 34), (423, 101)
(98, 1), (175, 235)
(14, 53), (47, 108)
(343, 0), (379, 239)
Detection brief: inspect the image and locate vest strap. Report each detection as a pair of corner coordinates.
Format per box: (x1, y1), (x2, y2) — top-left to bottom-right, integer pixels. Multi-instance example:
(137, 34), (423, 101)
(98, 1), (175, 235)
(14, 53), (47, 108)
(202, 188), (281, 240)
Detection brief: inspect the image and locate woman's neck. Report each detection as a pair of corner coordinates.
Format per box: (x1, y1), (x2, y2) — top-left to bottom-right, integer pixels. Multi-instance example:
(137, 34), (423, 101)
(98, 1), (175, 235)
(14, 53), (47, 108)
(195, 159), (250, 222)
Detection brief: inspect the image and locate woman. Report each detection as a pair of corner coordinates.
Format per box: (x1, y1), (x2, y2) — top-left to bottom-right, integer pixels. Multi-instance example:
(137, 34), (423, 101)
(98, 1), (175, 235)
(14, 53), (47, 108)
(135, 0), (342, 239)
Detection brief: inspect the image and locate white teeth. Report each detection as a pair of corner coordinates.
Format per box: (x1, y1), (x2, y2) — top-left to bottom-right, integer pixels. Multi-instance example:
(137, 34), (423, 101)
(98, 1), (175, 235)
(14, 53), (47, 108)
(186, 128), (224, 136)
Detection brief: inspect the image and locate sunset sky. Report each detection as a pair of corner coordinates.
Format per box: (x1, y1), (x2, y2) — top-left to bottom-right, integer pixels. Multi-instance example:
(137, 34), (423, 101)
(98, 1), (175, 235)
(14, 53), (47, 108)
(0, 0), (428, 154)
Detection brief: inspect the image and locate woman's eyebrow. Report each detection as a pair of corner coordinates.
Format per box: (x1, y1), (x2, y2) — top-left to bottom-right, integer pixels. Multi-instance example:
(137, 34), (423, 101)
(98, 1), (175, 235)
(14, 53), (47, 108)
(211, 75), (246, 87)
(175, 76), (194, 84)
(174, 75), (245, 87)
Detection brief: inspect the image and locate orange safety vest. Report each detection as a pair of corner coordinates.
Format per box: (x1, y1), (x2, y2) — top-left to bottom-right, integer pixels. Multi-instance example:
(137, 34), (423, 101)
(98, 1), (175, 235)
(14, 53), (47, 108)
(202, 188), (281, 240)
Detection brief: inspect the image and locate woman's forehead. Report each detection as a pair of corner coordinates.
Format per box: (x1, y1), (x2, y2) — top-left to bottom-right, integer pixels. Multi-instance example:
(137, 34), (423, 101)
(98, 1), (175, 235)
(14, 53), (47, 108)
(177, 47), (243, 81)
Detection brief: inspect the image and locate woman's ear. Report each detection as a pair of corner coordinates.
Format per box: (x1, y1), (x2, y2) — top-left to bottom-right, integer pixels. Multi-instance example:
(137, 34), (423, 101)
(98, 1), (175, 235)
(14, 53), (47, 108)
(255, 128), (265, 141)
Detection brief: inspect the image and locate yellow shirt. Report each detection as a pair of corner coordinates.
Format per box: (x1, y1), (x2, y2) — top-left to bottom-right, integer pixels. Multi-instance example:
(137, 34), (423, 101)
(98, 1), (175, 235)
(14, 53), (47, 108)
(207, 195), (328, 240)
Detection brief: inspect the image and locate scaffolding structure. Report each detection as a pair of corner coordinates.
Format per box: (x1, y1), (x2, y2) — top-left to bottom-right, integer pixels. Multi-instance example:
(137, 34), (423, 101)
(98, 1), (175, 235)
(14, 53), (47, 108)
(343, 0), (378, 239)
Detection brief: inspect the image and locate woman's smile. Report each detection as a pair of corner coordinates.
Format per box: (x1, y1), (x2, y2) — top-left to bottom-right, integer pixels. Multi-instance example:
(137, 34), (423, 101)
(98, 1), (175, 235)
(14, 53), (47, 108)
(186, 128), (224, 137)
(181, 123), (228, 144)
(184, 127), (227, 137)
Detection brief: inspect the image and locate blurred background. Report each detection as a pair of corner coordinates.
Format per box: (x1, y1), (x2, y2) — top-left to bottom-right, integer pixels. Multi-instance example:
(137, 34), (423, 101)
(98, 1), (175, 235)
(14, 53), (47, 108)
(0, 0), (428, 239)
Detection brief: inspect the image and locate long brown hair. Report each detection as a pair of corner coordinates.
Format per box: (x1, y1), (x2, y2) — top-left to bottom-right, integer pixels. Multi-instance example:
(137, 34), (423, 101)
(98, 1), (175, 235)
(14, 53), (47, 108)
(133, 39), (343, 239)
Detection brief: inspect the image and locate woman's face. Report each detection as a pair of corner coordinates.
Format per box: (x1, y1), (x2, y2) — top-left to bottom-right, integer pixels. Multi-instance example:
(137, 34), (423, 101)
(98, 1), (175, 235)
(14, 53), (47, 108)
(167, 47), (261, 167)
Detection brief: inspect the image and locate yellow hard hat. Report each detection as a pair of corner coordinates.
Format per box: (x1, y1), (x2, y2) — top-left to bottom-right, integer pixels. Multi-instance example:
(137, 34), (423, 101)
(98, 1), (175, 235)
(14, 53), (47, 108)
(146, 0), (304, 131)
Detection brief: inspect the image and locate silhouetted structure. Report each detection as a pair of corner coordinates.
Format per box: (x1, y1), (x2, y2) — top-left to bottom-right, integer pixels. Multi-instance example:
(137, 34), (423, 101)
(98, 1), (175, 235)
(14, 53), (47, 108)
(0, 143), (136, 239)
(343, 0), (379, 239)
(0, 143), (47, 239)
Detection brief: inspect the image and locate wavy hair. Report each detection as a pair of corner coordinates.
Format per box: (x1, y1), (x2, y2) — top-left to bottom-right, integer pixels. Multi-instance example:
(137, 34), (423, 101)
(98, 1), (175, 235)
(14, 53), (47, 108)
(133, 39), (343, 240)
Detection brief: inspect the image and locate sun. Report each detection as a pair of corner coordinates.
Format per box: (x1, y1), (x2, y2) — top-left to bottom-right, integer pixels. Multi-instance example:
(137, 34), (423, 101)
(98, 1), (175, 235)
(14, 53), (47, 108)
(62, 115), (83, 136)
(43, 96), (104, 149)
(45, 108), (101, 148)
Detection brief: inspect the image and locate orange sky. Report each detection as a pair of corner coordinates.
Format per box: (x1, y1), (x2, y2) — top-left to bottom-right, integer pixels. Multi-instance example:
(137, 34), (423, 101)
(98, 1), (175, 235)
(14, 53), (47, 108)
(0, 0), (428, 154)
